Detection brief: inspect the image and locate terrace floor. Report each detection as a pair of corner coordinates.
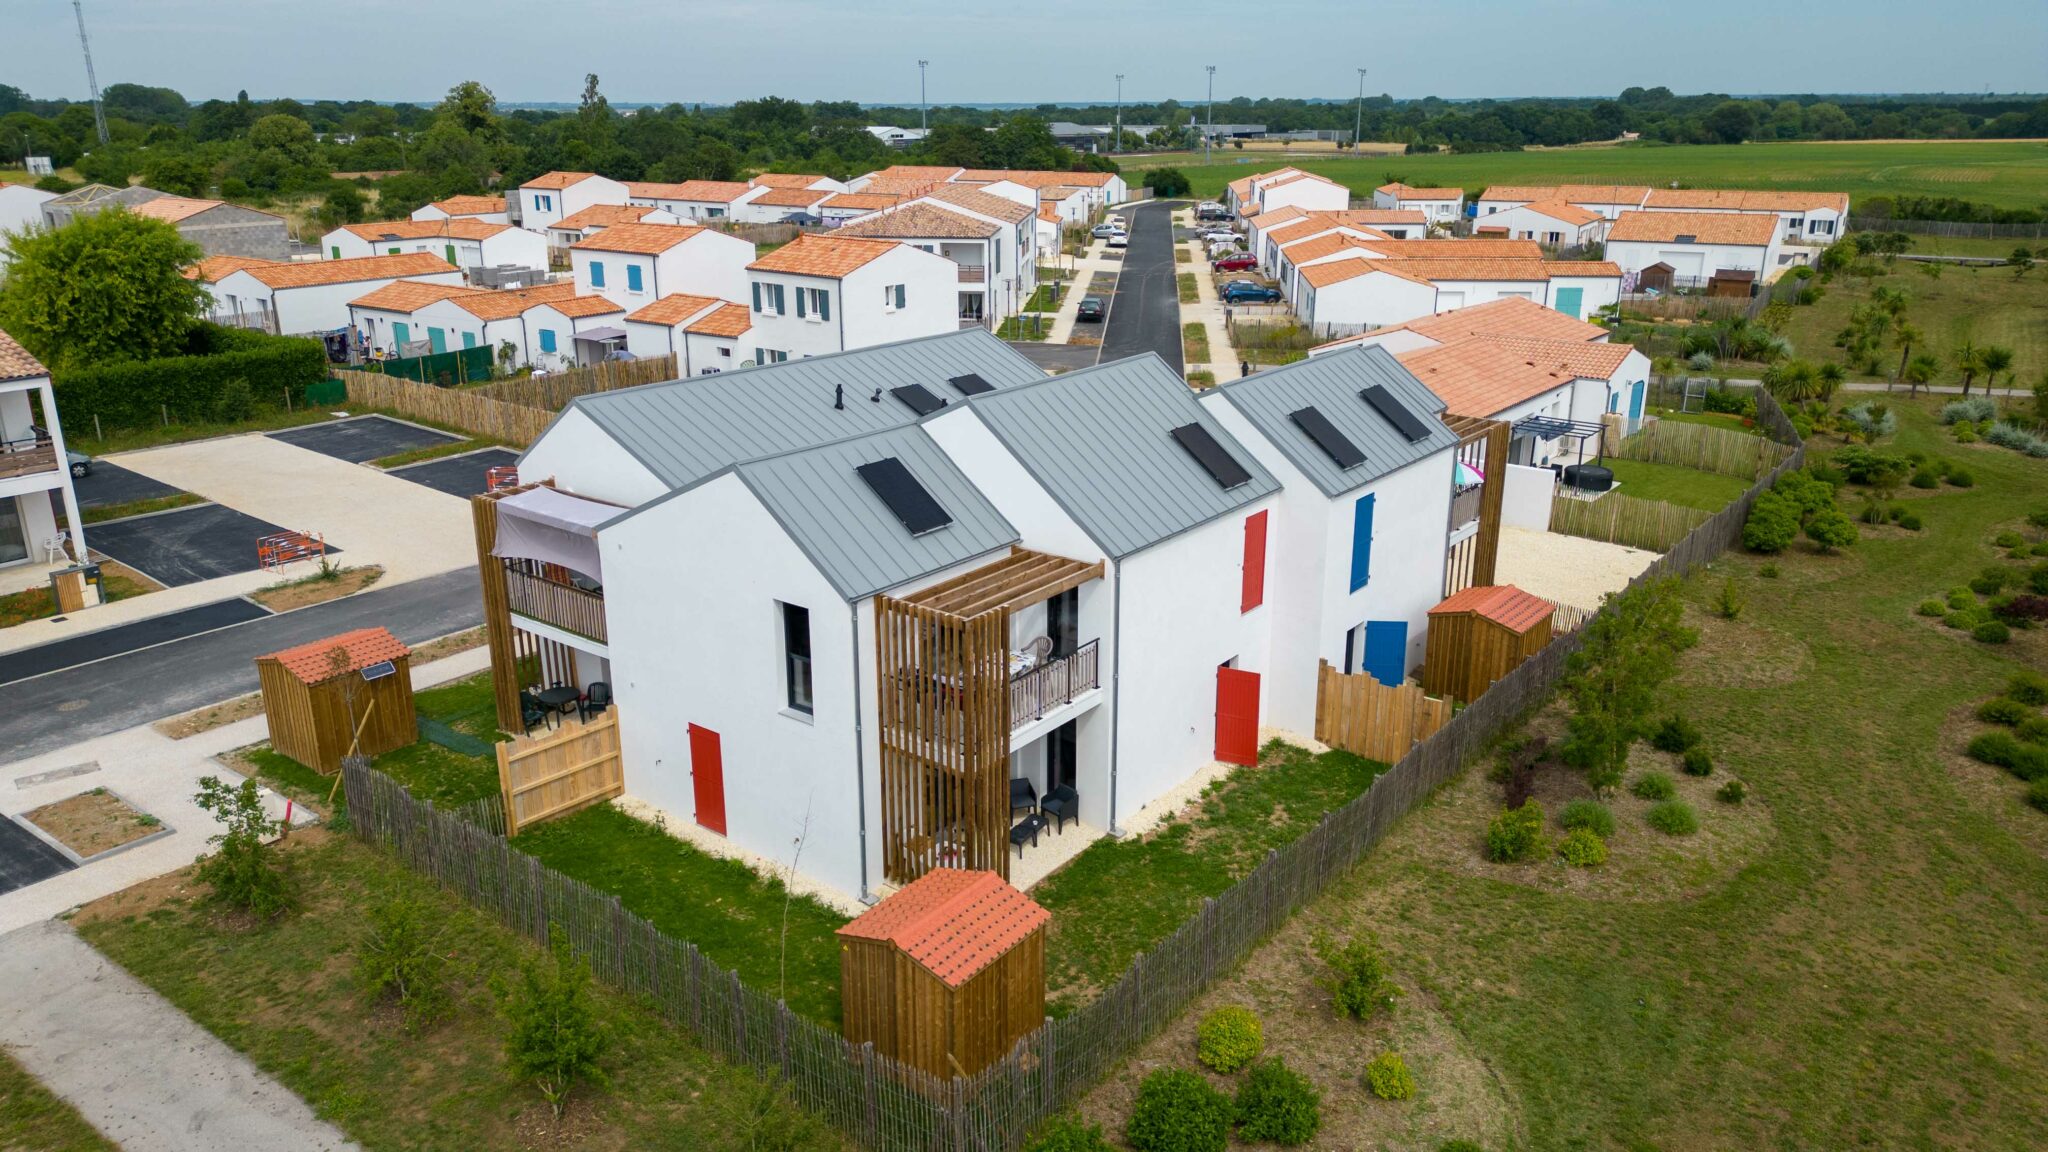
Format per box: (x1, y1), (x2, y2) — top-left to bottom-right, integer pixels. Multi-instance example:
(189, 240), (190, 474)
(1496, 525), (1659, 611)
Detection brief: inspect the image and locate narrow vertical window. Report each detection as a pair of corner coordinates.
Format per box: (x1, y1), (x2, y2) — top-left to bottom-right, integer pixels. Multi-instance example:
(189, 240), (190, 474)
(781, 602), (813, 714)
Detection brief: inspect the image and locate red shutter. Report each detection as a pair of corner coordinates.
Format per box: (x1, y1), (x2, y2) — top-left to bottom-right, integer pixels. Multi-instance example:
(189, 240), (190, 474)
(687, 723), (727, 835)
(1215, 667), (1261, 766)
(1240, 510), (1268, 613)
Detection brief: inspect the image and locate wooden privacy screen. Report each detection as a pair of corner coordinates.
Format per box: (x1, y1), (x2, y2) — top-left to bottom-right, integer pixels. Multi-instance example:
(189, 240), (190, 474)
(497, 709), (624, 837)
(1314, 661), (1451, 763)
(874, 596), (1013, 884)
(1442, 416), (1510, 599)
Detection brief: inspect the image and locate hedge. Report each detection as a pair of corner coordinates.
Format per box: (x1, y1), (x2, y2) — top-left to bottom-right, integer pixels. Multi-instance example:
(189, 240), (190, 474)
(52, 323), (328, 431)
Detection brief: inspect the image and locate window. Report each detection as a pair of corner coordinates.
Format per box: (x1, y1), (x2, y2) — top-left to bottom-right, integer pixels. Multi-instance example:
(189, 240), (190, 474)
(589, 261), (606, 288)
(797, 287), (829, 321)
(717, 347), (732, 358)
(627, 265), (643, 292)
(387, 247), (401, 256)
(539, 329), (557, 353)
(708, 207), (725, 218)
(536, 194), (553, 212)
(754, 347), (789, 365)
(781, 602), (813, 714)
(884, 284), (906, 310)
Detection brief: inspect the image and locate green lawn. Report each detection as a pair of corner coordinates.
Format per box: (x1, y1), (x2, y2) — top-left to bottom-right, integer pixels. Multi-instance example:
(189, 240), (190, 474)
(1162, 139), (2048, 208)
(1774, 261), (2048, 386)
(1090, 402), (2048, 1147)
(1037, 741), (1389, 1015)
(0, 1049), (113, 1152)
(1604, 457), (1751, 512)
(78, 832), (842, 1151)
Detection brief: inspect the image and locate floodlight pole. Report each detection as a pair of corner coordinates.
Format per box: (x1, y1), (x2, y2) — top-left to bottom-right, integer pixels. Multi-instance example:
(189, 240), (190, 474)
(918, 60), (929, 133)
(1204, 65), (1216, 165)
(73, 0), (109, 145)
(1114, 74), (1124, 155)
(1355, 68), (1368, 152)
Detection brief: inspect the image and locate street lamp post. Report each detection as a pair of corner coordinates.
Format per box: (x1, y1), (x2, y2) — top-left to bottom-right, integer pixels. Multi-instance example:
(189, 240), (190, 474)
(1114, 74), (1124, 155)
(1204, 65), (1216, 165)
(1355, 68), (1368, 153)
(918, 60), (929, 134)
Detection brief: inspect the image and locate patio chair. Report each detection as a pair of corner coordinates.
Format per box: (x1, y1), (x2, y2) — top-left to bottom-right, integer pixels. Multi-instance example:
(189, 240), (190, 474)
(1040, 784), (1079, 834)
(518, 690), (549, 734)
(1027, 635), (1053, 665)
(1009, 776), (1038, 819)
(582, 681), (613, 719)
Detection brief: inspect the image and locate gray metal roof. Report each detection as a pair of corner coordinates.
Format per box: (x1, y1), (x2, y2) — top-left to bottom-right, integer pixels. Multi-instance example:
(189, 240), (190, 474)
(965, 354), (1280, 559)
(553, 327), (1046, 490)
(736, 426), (1018, 601)
(1211, 345), (1458, 499)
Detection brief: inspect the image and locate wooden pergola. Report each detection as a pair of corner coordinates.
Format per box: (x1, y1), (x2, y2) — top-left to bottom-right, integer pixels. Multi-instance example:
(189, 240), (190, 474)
(875, 548), (1103, 885)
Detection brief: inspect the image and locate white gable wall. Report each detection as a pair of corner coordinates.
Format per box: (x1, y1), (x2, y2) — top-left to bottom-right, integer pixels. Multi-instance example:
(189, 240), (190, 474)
(517, 406), (669, 506)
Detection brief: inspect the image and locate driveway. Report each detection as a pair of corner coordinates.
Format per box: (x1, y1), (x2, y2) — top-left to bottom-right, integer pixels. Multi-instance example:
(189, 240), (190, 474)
(268, 414), (463, 464)
(84, 503), (337, 588)
(1098, 200), (1185, 373)
(384, 447), (520, 498)
(73, 462), (184, 510)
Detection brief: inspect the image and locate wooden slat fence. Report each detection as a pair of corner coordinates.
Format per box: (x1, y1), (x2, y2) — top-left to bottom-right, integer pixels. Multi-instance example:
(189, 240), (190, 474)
(1550, 490), (1712, 552)
(1313, 662), (1452, 762)
(334, 370), (555, 446)
(348, 394), (1805, 1149)
(1610, 417), (1792, 479)
(470, 355), (678, 409)
(497, 709), (624, 837)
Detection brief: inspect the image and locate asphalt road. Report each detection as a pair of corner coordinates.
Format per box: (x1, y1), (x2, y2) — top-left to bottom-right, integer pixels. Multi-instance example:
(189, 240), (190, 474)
(1098, 200), (1184, 373)
(0, 567), (483, 766)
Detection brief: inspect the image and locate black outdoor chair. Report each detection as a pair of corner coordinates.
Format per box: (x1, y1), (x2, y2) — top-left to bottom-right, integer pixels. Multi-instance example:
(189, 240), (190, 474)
(1040, 784), (1080, 834)
(518, 690), (549, 734)
(1009, 776), (1038, 819)
(582, 681), (613, 719)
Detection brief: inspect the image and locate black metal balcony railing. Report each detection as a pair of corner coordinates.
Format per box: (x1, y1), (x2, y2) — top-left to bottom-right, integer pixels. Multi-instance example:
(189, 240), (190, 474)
(1010, 639), (1100, 729)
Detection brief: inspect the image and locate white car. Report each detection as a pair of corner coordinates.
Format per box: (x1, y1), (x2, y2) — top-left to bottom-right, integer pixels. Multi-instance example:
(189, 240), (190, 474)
(1199, 228), (1236, 243)
(1207, 240), (1240, 259)
(1106, 215), (1127, 230)
(1107, 232), (1129, 249)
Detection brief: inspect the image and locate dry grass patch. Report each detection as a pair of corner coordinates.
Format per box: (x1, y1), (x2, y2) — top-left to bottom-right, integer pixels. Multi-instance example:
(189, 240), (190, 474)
(1937, 703), (2048, 859)
(1672, 601), (1814, 689)
(24, 788), (160, 858)
(249, 563), (384, 611)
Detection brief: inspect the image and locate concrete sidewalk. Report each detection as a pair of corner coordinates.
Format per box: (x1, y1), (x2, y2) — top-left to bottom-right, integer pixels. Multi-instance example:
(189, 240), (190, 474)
(0, 920), (358, 1151)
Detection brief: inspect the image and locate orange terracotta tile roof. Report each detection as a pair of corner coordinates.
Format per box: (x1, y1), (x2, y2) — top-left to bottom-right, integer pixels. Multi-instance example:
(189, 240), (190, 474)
(857, 176), (943, 197)
(684, 302), (753, 338)
(241, 252), (458, 290)
(348, 279), (488, 313)
(1037, 207), (1061, 223)
(1377, 182), (1462, 200)
(549, 204), (663, 233)
(1513, 199), (1603, 227)
(748, 187), (832, 208)
(748, 233), (900, 278)
(1280, 233), (1386, 265)
(0, 328), (48, 382)
(1267, 220), (1391, 248)
(1482, 184), (1652, 206)
(1398, 335), (1635, 416)
(185, 254), (280, 282)
(750, 172), (828, 189)
(342, 218), (512, 242)
(1544, 260), (1621, 277)
(821, 192), (903, 212)
(837, 868), (1049, 988)
(547, 295), (626, 319)
(129, 196), (229, 223)
(444, 281), (581, 321)
(424, 194), (506, 216)
(1390, 296), (1611, 344)
(626, 179), (755, 202)
(1299, 259), (1431, 289)
(263, 627), (410, 685)
(1360, 239), (1545, 261)
(955, 168), (1115, 189)
(1430, 585), (1553, 633)
(1245, 206), (1307, 230)
(1266, 171), (1343, 191)
(625, 293), (726, 326)
(569, 222), (708, 254)
(836, 202), (999, 240)
(1607, 210), (1779, 246)
(521, 170), (600, 190)
(1642, 188), (1849, 214)
(869, 165), (966, 183)
(919, 183), (1033, 224)
(1379, 258), (1555, 282)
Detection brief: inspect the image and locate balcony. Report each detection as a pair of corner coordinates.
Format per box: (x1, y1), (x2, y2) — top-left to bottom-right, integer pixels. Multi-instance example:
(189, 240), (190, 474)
(1011, 639), (1099, 730)
(504, 563), (606, 645)
(957, 265), (987, 284)
(0, 438), (59, 482)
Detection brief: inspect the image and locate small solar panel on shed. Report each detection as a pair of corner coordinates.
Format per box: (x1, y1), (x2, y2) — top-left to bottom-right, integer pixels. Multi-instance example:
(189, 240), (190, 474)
(1170, 423), (1252, 489)
(856, 457), (954, 536)
(891, 384), (947, 416)
(1360, 384), (1432, 442)
(947, 372), (994, 396)
(1288, 406), (1365, 469)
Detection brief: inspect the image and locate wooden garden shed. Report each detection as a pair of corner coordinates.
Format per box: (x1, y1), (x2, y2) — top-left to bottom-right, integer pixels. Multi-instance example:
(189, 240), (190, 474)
(255, 627), (418, 775)
(1422, 584), (1555, 704)
(838, 868), (1049, 1079)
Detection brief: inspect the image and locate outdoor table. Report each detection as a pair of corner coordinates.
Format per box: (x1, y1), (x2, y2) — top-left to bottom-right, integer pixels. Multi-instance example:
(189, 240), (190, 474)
(536, 685), (582, 722)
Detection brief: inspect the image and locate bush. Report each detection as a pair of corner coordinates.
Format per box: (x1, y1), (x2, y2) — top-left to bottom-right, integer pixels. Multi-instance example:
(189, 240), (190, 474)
(1804, 509), (1859, 552)
(1195, 1006), (1264, 1073)
(1830, 445), (1909, 488)
(1484, 800), (1546, 862)
(1898, 511), (1923, 531)
(1127, 1069), (1232, 1152)
(52, 324), (328, 432)
(1954, 422), (1979, 443)
(1974, 621), (2012, 644)
(1948, 588), (1979, 610)
(1141, 167), (1192, 198)
(2036, 542), (2048, 558)
(1759, 563), (1779, 579)
(1994, 531), (2026, 549)
(2016, 717), (2048, 745)
(1978, 698), (2031, 725)
(1631, 772), (1676, 801)
(1969, 566), (2011, 596)
(1314, 932), (1399, 1021)
(1742, 490), (1801, 553)
(357, 896), (450, 1030)
(2033, 564), (2048, 595)
(1940, 397), (1997, 424)
(503, 929), (608, 1120)
(1682, 747), (1714, 777)
(1714, 577), (1744, 620)
(1966, 732), (2033, 776)
(1439, 1143), (1488, 1152)
(1559, 798), (1616, 839)
(2027, 777), (2048, 815)
(1716, 779), (1748, 804)
(1557, 827), (1608, 867)
(1946, 608), (1989, 631)
(2008, 671), (2048, 705)
(1650, 715), (1702, 753)
(191, 774), (294, 919)
(1918, 599), (1947, 616)
(1233, 1059), (1321, 1145)
(1027, 1116), (1113, 1152)
(1909, 468), (1940, 489)
(1646, 800), (1699, 835)
(1365, 1052), (1417, 1101)
(1774, 469), (1838, 520)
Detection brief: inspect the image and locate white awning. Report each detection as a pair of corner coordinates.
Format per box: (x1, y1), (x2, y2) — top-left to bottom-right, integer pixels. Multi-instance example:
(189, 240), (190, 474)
(491, 487), (615, 583)
(575, 326), (628, 342)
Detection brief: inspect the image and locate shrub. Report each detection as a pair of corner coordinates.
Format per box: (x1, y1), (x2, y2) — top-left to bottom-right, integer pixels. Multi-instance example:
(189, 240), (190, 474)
(1557, 827), (1608, 867)
(1947, 466), (1975, 487)
(1233, 1059), (1321, 1145)
(1830, 445), (1909, 488)
(1918, 599), (1947, 616)
(1964, 732), (2048, 781)
(1716, 779), (1748, 804)
(1993, 594), (2048, 623)
(1650, 715), (1702, 753)
(2032, 511), (2048, 530)
(357, 896), (450, 1030)
(1631, 772), (1676, 801)
(2008, 671), (2048, 705)
(1805, 509), (1859, 552)
(1027, 1116), (1113, 1152)
(1899, 511), (1923, 531)
(52, 324), (328, 432)
(1646, 800), (1699, 835)
(1686, 351), (1715, 372)
(1954, 422), (1979, 443)
(2016, 717), (2048, 745)
(503, 928), (608, 1120)
(1994, 531), (2026, 549)
(1774, 469), (1838, 520)
(1969, 566), (2010, 596)
(1909, 468), (1940, 489)
(1978, 698), (2031, 726)
(1195, 1006), (1264, 1073)
(1559, 798), (1616, 839)
(1682, 747), (1714, 777)
(1948, 589), (1978, 610)
(1974, 621), (2012, 644)
(1127, 1069), (1232, 1152)
(191, 774), (294, 919)
(1859, 496), (1886, 525)
(2036, 542), (2048, 558)
(1742, 490), (1800, 553)
(1759, 563), (1780, 579)
(1714, 577), (1743, 620)
(2033, 564), (2048, 595)
(1314, 932), (1399, 1021)
(1940, 397), (1997, 424)
(1365, 1052), (1417, 1101)
(1484, 800), (1546, 863)
(1946, 608), (1989, 631)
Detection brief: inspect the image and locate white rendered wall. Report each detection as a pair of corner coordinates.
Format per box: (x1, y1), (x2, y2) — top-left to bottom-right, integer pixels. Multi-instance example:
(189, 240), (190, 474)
(1501, 464), (1555, 531)
(516, 406), (668, 506)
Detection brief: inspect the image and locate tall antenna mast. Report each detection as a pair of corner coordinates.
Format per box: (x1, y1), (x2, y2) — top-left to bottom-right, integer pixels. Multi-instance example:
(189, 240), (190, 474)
(73, 0), (110, 145)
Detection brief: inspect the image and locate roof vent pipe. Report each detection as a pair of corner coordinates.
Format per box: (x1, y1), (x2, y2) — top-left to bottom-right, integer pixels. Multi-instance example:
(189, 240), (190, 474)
(871, 387), (883, 403)
(834, 383), (844, 410)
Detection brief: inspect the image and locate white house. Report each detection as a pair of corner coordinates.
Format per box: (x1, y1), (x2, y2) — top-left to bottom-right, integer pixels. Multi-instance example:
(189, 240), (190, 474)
(1199, 346), (1459, 723)
(1371, 183), (1463, 224)
(744, 233), (957, 360)
(570, 223), (755, 312)
(545, 204), (681, 252)
(412, 194), (509, 225)
(954, 169), (1129, 212)
(1294, 257), (1620, 334)
(1276, 237), (1545, 302)
(0, 182), (58, 263)
(346, 280), (492, 358)
(819, 192), (906, 223)
(750, 173), (850, 196)
(848, 165), (962, 194)
(0, 329), (87, 583)
(514, 171), (629, 232)
(680, 302), (754, 374)
(836, 189), (1036, 330)
(1397, 334), (1650, 465)
(420, 282), (587, 370)
(1641, 188), (1850, 246)
(196, 253), (464, 336)
(1309, 293), (1618, 357)
(1475, 184), (1651, 221)
(1604, 211), (1783, 287)
(523, 294), (630, 369)
(323, 219), (547, 272)
(1473, 200), (1607, 247)
(1227, 168), (1311, 216)
(1261, 222), (1390, 278)
(625, 180), (768, 221)
(736, 187), (833, 223)
(1255, 171), (1353, 216)
(621, 292), (729, 364)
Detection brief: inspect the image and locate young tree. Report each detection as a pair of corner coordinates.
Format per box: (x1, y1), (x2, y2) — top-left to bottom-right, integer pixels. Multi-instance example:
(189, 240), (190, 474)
(192, 774), (295, 918)
(1560, 579), (1698, 792)
(1804, 508), (1859, 553)
(503, 929), (608, 1121)
(1142, 167), (1191, 197)
(1977, 345), (2015, 396)
(0, 208), (204, 368)
(2011, 247), (2036, 278)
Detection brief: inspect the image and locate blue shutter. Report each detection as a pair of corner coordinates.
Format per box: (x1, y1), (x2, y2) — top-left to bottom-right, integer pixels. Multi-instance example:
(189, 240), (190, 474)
(1363, 620), (1408, 687)
(752, 282), (762, 312)
(1553, 286), (1583, 319)
(818, 290), (829, 322)
(392, 321), (410, 347)
(589, 261), (605, 288)
(539, 329), (556, 353)
(462, 332), (476, 348)
(1349, 493), (1375, 591)
(627, 265), (643, 291)
(1629, 380), (1646, 419)
(796, 287), (806, 318)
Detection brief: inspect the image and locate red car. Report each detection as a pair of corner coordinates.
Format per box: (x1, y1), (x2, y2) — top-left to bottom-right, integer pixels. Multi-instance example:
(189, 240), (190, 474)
(1212, 252), (1258, 272)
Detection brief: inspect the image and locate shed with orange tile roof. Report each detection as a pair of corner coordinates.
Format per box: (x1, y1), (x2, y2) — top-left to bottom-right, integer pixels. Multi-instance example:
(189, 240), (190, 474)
(1422, 585), (1555, 703)
(256, 627), (418, 775)
(838, 868), (1048, 1078)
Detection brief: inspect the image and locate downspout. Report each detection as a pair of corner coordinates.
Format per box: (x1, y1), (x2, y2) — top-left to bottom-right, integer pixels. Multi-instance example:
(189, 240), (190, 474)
(1107, 557), (1125, 837)
(837, 275), (846, 349)
(849, 604), (873, 903)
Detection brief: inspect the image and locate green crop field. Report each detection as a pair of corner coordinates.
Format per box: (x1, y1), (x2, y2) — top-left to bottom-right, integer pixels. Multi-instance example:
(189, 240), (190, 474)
(1139, 140), (2048, 210)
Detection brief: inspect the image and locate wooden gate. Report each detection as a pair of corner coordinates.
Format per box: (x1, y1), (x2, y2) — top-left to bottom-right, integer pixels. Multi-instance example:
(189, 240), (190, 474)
(1314, 661), (1451, 763)
(497, 709), (623, 836)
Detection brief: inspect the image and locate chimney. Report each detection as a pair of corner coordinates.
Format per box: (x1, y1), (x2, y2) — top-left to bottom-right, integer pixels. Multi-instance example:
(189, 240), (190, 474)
(834, 383), (844, 410)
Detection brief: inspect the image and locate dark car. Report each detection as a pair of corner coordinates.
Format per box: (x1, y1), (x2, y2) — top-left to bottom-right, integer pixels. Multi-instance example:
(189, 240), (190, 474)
(1076, 296), (1107, 322)
(1220, 282), (1282, 304)
(1212, 252), (1258, 272)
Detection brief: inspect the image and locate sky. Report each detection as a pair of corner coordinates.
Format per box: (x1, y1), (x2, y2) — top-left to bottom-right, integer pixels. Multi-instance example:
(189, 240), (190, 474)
(7, 0), (2047, 107)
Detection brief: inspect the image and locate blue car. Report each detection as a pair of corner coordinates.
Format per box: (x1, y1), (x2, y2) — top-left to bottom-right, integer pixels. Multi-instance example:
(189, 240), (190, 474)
(1220, 282), (1281, 304)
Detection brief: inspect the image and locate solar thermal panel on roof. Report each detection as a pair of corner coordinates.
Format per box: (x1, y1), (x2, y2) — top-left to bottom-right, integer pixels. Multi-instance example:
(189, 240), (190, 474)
(1360, 384), (1432, 442)
(891, 383), (947, 416)
(1288, 406), (1366, 469)
(856, 457), (954, 536)
(1170, 423), (1253, 490)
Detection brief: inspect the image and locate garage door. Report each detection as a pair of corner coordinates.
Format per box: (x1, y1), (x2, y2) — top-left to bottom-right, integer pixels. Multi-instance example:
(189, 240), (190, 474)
(1658, 250), (1707, 281)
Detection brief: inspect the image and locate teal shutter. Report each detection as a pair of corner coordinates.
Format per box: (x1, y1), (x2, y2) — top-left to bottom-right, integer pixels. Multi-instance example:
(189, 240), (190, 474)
(393, 321), (410, 347)
(540, 329), (557, 353)
(1553, 286), (1583, 319)
(627, 265), (643, 291)
(752, 282), (762, 311)
(462, 332), (476, 349)
(1349, 493), (1375, 591)
(589, 261), (606, 288)
(894, 284), (906, 309)
(818, 290), (829, 321)
(796, 288), (806, 318)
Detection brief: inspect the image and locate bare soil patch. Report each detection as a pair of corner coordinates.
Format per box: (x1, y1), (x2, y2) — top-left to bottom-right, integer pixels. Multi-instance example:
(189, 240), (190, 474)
(250, 563), (384, 611)
(23, 788), (158, 857)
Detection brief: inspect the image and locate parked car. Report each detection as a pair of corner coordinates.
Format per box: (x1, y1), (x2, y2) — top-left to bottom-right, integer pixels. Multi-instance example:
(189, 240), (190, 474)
(1091, 223), (1123, 239)
(1076, 296), (1107, 322)
(1220, 282), (1282, 304)
(1199, 228), (1237, 243)
(1212, 252), (1259, 272)
(1207, 240), (1240, 259)
(1107, 232), (1129, 249)
(1106, 215), (1127, 229)
(67, 450), (91, 478)
(1195, 202), (1228, 220)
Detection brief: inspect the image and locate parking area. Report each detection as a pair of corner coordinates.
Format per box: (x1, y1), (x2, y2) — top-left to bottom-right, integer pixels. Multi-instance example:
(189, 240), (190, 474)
(83, 503), (337, 588)
(73, 462), (185, 511)
(267, 414), (463, 463)
(0, 597), (270, 687)
(0, 818), (74, 897)
(384, 447), (519, 499)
